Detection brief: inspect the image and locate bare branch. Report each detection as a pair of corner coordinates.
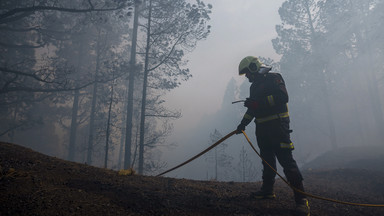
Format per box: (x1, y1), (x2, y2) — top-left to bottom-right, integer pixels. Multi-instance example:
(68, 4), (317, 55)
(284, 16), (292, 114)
(0, 3), (130, 23)
(0, 41), (45, 49)
(87, 0), (95, 10)
(0, 93), (52, 106)
(2, 74), (18, 90)
(145, 114), (180, 118)
(0, 67), (57, 83)
(0, 123), (24, 137)
(0, 81), (94, 94)
(0, 26), (41, 32)
(147, 31), (189, 72)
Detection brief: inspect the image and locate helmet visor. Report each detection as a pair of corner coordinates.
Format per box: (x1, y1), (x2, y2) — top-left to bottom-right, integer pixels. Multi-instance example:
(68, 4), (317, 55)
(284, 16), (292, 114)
(239, 63), (259, 75)
(239, 67), (250, 75)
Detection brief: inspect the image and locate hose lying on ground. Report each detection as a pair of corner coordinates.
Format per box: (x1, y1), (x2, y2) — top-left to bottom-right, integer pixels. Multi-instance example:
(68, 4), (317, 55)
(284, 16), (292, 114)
(157, 130), (384, 207)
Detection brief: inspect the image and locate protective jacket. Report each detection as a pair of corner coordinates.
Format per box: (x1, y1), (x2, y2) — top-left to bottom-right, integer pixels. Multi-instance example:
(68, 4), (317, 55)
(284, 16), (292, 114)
(240, 72), (289, 126)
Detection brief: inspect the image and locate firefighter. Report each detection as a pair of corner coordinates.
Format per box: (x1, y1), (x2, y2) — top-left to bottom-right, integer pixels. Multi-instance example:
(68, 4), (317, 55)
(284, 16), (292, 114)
(235, 56), (310, 216)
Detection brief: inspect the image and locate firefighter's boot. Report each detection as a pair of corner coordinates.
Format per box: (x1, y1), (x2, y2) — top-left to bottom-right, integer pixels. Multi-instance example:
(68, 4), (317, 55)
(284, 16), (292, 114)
(295, 198), (310, 216)
(250, 184), (276, 199)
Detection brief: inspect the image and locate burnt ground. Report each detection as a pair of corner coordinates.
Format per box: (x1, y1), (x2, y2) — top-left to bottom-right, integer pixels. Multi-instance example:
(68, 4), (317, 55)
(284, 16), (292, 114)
(1, 142), (384, 216)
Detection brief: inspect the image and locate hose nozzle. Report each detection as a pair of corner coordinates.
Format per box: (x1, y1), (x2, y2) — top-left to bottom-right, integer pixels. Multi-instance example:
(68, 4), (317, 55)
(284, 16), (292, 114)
(231, 100), (245, 104)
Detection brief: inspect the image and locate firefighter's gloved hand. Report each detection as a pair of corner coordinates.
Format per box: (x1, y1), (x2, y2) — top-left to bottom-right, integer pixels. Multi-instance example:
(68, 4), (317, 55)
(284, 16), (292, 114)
(236, 124), (246, 134)
(244, 98), (259, 109)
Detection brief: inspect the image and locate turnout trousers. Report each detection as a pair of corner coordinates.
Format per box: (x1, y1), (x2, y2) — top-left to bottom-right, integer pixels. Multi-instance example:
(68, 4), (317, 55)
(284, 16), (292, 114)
(255, 117), (306, 202)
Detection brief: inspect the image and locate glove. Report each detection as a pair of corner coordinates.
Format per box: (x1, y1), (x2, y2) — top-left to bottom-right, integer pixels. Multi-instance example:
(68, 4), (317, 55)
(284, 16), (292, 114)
(244, 98), (258, 109)
(236, 123), (246, 134)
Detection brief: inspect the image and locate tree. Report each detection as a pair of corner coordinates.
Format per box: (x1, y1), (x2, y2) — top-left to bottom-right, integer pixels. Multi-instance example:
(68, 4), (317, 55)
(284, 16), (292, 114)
(123, 0), (141, 170)
(134, 0), (212, 174)
(0, 0), (132, 141)
(205, 129), (233, 181)
(50, 6), (133, 165)
(273, 0), (338, 149)
(313, 0), (384, 145)
(1, 0), (136, 167)
(0, 0), (132, 94)
(0, 1), (129, 24)
(1, 0), (214, 172)
(238, 146), (258, 182)
(273, 0), (384, 155)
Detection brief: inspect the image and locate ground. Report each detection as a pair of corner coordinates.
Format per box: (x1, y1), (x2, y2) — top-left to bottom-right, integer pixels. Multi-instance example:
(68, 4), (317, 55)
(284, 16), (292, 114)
(1, 142), (384, 216)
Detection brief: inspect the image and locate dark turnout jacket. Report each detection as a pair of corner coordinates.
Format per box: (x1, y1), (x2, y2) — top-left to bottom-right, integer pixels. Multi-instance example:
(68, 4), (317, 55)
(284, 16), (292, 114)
(240, 72), (289, 126)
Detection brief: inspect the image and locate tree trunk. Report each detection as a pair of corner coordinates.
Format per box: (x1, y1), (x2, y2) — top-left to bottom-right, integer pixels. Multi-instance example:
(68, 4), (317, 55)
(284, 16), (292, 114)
(364, 54), (384, 141)
(68, 37), (86, 161)
(354, 5), (384, 142)
(138, 0), (152, 175)
(104, 78), (115, 168)
(242, 147), (246, 182)
(86, 76), (98, 165)
(86, 30), (103, 165)
(68, 89), (79, 161)
(215, 147), (218, 180)
(124, 1), (140, 169)
(118, 88), (128, 170)
(321, 78), (338, 149)
(9, 107), (17, 143)
(304, 1), (337, 149)
(132, 123), (140, 167)
(350, 55), (366, 145)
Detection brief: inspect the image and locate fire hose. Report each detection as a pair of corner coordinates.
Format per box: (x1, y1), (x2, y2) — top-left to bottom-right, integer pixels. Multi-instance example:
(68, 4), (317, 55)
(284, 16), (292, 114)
(156, 130), (384, 207)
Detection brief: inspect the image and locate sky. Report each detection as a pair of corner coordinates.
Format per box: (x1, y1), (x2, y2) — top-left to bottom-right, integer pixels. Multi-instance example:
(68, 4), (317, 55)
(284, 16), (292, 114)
(161, 0), (286, 177)
(164, 0), (285, 139)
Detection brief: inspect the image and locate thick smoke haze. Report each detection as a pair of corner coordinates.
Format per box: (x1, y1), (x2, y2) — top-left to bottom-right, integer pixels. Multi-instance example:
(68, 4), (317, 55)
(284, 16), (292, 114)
(1, 0), (383, 181)
(162, 0), (384, 180)
(162, 0), (285, 179)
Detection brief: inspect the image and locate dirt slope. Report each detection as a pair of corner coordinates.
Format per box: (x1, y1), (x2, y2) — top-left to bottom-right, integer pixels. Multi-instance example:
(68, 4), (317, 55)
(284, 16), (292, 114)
(1, 142), (384, 216)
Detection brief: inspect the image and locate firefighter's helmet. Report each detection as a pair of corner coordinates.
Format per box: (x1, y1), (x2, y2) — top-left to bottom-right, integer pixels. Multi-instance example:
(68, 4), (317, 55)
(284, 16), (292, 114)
(238, 56), (262, 75)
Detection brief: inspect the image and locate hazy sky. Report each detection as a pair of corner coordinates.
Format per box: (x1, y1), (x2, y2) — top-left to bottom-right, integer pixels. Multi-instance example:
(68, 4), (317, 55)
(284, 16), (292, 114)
(165, 0), (285, 135)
